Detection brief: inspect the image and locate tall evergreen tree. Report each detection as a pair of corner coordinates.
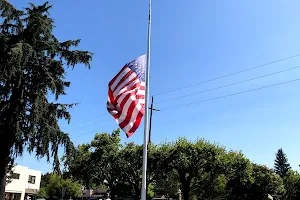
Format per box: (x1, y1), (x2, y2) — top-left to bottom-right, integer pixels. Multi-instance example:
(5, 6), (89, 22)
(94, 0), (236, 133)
(0, 1), (92, 199)
(274, 148), (291, 178)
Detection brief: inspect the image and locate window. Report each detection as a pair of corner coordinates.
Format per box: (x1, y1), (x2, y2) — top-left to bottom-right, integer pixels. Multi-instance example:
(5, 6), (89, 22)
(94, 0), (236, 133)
(11, 173), (20, 179)
(28, 175), (36, 184)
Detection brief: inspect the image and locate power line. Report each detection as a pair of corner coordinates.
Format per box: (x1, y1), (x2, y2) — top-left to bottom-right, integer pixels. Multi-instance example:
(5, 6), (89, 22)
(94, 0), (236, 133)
(70, 78), (300, 138)
(159, 78), (300, 111)
(61, 113), (107, 129)
(62, 53), (300, 133)
(153, 53), (300, 96)
(70, 105), (161, 138)
(156, 65), (300, 104)
(61, 53), (300, 130)
(72, 124), (117, 139)
(65, 119), (110, 133)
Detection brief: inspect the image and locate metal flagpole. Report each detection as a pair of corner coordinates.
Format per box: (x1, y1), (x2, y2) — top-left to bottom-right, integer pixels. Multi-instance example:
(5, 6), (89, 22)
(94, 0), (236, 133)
(141, 0), (152, 199)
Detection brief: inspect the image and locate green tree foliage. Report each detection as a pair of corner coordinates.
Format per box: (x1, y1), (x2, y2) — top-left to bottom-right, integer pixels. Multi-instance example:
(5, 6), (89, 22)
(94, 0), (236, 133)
(282, 170), (300, 200)
(67, 131), (169, 200)
(90, 130), (123, 200)
(191, 173), (228, 200)
(66, 132), (300, 200)
(149, 143), (178, 199)
(65, 144), (93, 188)
(67, 130), (140, 200)
(190, 145), (228, 200)
(167, 138), (225, 200)
(147, 183), (155, 199)
(37, 173), (81, 199)
(0, 1), (92, 198)
(249, 164), (284, 200)
(120, 142), (143, 200)
(274, 148), (291, 178)
(224, 151), (254, 200)
(36, 187), (48, 199)
(147, 143), (172, 185)
(154, 169), (180, 199)
(40, 172), (52, 188)
(115, 182), (135, 199)
(119, 142), (175, 200)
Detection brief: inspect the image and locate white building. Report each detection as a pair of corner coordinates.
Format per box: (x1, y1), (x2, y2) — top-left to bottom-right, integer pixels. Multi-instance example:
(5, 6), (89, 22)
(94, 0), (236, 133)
(5, 165), (42, 200)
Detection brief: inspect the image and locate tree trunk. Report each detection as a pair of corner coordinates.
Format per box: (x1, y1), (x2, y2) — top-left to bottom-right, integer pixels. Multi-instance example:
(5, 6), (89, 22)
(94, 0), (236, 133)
(110, 190), (116, 200)
(134, 186), (140, 200)
(182, 183), (190, 200)
(0, 164), (8, 200)
(0, 128), (12, 200)
(0, 75), (24, 200)
(179, 173), (192, 200)
(109, 185), (117, 200)
(0, 124), (18, 200)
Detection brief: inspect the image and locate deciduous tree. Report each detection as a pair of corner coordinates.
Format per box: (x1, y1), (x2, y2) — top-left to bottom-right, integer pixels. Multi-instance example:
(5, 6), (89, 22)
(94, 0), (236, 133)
(120, 142), (143, 200)
(168, 138), (224, 200)
(37, 173), (81, 199)
(249, 164), (284, 200)
(224, 151), (253, 200)
(154, 169), (180, 199)
(283, 170), (300, 200)
(90, 130), (123, 200)
(66, 144), (93, 188)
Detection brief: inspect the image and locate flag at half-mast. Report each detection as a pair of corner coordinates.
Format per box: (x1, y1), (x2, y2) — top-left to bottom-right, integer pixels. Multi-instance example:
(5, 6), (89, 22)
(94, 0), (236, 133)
(107, 55), (146, 137)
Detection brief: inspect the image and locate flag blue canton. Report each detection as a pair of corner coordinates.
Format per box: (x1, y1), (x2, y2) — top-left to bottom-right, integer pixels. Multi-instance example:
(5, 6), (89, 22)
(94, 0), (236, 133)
(127, 55), (146, 82)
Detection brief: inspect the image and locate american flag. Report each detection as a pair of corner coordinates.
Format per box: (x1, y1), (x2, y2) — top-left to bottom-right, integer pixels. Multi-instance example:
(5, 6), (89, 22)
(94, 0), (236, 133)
(107, 55), (147, 137)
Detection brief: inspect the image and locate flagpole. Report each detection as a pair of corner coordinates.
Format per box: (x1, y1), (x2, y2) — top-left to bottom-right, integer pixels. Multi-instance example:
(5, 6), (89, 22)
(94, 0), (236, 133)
(141, 0), (152, 199)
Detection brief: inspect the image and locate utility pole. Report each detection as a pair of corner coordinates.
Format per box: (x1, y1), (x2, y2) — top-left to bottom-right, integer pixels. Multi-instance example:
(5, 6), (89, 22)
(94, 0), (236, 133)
(148, 96), (160, 144)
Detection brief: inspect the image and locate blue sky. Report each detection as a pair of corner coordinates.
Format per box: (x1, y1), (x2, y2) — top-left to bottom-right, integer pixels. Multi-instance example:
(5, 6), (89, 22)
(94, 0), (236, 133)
(10, 0), (300, 173)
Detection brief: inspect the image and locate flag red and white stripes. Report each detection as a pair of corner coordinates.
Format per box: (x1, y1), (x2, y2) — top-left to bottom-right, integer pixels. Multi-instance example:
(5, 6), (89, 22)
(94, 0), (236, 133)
(107, 55), (147, 137)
